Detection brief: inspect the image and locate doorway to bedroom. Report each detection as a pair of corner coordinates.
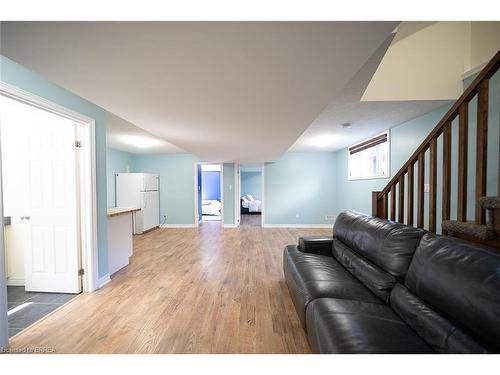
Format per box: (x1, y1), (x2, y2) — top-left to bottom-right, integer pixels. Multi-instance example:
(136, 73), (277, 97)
(197, 164), (222, 223)
(239, 164), (262, 227)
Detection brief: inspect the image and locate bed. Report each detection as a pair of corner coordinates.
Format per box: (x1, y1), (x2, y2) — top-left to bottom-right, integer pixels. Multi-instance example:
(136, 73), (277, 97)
(202, 199), (221, 216)
(240, 195), (262, 214)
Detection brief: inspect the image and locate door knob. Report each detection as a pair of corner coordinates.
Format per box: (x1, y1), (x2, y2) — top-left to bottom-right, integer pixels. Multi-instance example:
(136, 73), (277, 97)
(20, 216), (31, 220)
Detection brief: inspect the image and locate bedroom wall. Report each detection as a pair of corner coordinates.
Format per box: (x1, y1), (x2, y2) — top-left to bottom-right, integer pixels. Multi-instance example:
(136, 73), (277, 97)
(241, 171), (262, 200)
(0, 55), (110, 278)
(106, 147), (134, 208)
(202, 171), (221, 200)
(131, 153), (197, 225)
(263, 152), (337, 226)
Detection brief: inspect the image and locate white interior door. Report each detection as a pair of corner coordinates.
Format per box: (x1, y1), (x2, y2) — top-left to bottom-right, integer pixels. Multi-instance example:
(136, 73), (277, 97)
(1, 96), (81, 293)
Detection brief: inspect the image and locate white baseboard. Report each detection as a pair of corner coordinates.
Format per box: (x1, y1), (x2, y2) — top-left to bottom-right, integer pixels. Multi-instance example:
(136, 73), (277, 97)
(6, 277), (25, 286)
(160, 224), (198, 228)
(262, 224), (333, 228)
(98, 274), (111, 288)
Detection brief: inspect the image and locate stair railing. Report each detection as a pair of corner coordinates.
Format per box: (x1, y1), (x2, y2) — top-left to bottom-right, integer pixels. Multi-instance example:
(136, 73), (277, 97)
(372, 49), (500, 240)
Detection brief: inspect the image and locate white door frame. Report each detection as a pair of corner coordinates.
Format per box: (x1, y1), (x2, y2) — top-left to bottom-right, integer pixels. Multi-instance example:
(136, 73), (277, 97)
(236, 164), (241, 227)
(239, 163), (265, 227)
(261, 163), (266, 227)
(0, 82), (99, 294)
(193, 162), (223, 227)
(0, 130), (9, 350)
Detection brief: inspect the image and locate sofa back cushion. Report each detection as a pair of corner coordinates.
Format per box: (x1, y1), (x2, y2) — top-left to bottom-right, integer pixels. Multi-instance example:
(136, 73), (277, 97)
(405, 233), (500, 352)
(333, 239), (396, 302)
(390, 284), (488, 353)
(333, 211), (425, 279)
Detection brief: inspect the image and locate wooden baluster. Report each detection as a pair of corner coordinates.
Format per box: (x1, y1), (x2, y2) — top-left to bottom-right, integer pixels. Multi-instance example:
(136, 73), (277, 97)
(417, 152), (425, 228)
(382, 193), (388, 219)
(476, 80), (489, 225)
(457, 103), (468, 222)
(372, 191), (382, 217)
(390, 184), (396, 221)
(429, 138), (437, 232)
(407, 163), (414, 226)
(398, 174), (404, 223)
(442, 122), (452, 234)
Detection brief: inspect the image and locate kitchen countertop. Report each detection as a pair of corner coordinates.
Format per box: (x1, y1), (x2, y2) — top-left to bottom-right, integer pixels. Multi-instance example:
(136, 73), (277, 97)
(107, 207), (141, 217)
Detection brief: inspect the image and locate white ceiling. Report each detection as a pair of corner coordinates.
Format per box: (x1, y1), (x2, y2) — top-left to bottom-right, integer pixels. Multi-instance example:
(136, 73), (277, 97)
(0, 21), (398, 162)
(106, 112), (184, 154)
(291, 29), (452, 152)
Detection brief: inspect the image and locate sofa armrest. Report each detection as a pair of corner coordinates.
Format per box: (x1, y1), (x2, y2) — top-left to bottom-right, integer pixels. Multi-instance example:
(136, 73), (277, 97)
(298, 236), (334, 255)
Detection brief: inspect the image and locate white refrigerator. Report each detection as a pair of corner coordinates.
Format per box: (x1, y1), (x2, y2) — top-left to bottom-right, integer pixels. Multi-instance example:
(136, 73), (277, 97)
(116, 173), (160, 234)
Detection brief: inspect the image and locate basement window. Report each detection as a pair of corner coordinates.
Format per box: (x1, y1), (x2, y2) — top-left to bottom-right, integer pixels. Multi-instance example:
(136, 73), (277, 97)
(348, 131), (390, 180)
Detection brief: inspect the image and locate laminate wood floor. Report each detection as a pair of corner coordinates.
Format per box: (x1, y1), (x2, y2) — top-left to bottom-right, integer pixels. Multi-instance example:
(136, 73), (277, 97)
(240, 214), (261, 227)
(9, 222), (330, 353)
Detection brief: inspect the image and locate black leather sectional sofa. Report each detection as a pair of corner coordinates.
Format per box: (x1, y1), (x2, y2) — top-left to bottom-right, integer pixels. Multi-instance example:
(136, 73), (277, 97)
(283, 210), (500, 353)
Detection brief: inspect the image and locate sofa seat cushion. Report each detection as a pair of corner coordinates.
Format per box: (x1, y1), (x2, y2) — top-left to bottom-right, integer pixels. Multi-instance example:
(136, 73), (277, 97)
(283, 245), (381, 328)
(305, 298), (433, 354)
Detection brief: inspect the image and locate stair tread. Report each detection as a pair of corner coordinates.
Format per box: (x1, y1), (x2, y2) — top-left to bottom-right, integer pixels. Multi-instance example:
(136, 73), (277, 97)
(442, 220), (496, 241)
(479, 196), (500, 209)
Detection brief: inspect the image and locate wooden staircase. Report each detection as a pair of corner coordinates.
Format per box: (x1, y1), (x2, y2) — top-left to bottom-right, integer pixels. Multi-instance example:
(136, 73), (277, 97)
(372, 50), (500, 249)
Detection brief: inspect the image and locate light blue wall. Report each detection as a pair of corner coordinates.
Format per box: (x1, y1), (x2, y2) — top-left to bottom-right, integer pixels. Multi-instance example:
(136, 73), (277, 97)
(334, 70), (499, 233)
(462, 71), (500, 207)
(1, 56), (110, 278)
(241, 171), (262, 200)
(106, 148), (133, 208)
(335, 106), (451, 218)
(131, 154), (197, 225)
(222, 163), (235, 225)
(264, 152), (337, 225)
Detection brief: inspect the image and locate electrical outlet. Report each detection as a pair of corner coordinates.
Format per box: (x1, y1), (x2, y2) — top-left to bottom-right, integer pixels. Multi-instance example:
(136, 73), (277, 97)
(424, 183), (430, 193)
(163, 215), (167, 220)
(325, 215), (336, 221)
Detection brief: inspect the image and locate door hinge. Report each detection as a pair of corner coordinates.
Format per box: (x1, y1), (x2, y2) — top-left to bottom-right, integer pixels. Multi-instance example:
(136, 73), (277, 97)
(78, 268), (85, 276)
(75, 140), (82, 148)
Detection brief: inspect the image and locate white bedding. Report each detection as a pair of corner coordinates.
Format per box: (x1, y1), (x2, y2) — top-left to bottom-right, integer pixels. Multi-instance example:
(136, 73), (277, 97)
(242, 195), (261, 212)
(202, 199), (221, 216)
(248, 199), (261, 213)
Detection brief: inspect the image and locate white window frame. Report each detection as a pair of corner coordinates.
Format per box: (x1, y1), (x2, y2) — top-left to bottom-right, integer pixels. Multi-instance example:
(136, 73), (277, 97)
(347, 131), (390, 181)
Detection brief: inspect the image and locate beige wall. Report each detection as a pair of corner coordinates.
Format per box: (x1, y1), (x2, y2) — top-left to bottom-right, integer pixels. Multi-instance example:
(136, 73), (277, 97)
(362, 21), (500, 102)
(362, 22), (469, 102)
(470, 22), (500, 70)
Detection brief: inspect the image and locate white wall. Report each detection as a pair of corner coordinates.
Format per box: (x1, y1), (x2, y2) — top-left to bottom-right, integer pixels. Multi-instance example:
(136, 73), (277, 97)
(1, 105), (29, 286)
(0, 132), (9, 349)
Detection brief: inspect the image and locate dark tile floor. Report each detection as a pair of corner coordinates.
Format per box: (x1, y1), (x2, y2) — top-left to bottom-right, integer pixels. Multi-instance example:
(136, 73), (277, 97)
(7, 286), (78, 338)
